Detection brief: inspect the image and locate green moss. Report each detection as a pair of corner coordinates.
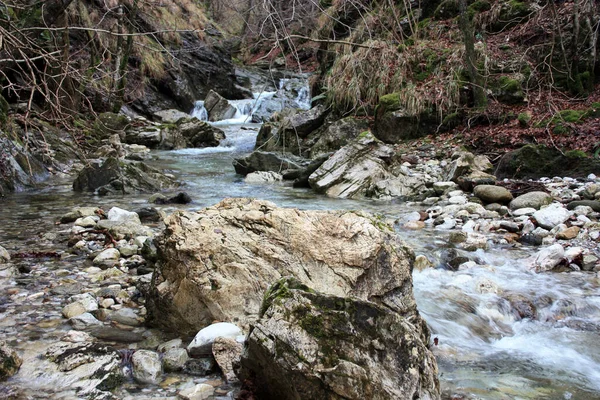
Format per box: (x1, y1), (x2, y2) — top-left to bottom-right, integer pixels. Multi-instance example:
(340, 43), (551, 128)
(378, 93), (401, 112)
(589, 103), (600, 118)
(0, 95), (8, 127)
(417, 18), (431, 30)
(518, 112), (531, 127)
(358, 130), (371, 139)
(259, 277), (314, 317)
(552, 124), (567, 135)
(433, 0), (459, 19)
(565, 150), (588, 159)
(499, 76), (521, 93)
(555, 109), (587, 123)
(441, 112), (461, 130)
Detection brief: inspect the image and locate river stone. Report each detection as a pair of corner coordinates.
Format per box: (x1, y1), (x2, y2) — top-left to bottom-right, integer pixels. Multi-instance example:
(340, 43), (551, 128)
(45, 342), (122, 396)
(178, 119), (226, 148)
(146, 198), (420, 335)
(183, 358), (215, 376)
(157, 338), (183, 353)
(93, 248), (121, 267)
(473, 185), (513, 204)
(566, 200), (600, 212)
(108, 207), (141, 224)
(212, 337), (242, 383)
(509, 191), (553, 210)
(60, 207), (100, 223)
(187, 322), (242, 357)
(556, 226), (580, 240)
(97, 219), (153, 240)
(238, 278), (440, 400)
(89, 327), (144, 343)
(233, 151), (306, 176)
(153, 109), (190, 123)
(179, 384), (214, 400)
(0, 245), (10, 264)
(74, 216), (97, 228)
(245, 171), (283, 184)
(70, 312), (103, 330)
(110, 307), (141, 327)
(533, 203), (571, 229)
(512, 207), (537, 217)
(204, 90), (237, 122)
(132, 350), (162, 384)
(432, 181), (458, 195)
(309, 117), (369, 158)
(63, 293), (98, 318)
(531, 244), (565, 272)
(0, 341), (22, 380)
(280, 104), (328, 139)
(118, 244), (138, 257)
(162, 348), (189, 372)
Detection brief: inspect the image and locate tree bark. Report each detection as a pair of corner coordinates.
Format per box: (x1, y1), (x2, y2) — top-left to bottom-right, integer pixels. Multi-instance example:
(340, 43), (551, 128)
(458, 0), (487, 108)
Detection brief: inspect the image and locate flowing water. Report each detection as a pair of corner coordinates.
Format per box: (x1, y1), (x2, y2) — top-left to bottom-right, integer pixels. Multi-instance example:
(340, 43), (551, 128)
(1, 95), (600, 399)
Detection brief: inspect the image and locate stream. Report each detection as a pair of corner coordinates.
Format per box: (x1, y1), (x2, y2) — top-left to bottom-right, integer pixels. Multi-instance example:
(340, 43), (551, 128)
(1, 86), (600, 399)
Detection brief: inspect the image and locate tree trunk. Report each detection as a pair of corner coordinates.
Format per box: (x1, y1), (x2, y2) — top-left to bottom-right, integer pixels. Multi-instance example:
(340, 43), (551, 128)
(458, 0), (487, 108)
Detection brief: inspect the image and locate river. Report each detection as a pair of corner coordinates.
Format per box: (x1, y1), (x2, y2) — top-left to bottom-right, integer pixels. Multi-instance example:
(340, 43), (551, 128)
(1, 109), (600, 398)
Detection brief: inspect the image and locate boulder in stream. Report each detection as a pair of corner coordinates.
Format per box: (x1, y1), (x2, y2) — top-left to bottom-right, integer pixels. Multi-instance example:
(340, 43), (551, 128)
(233, 151), (307, 176)
(0, 341), (22, 380)
(72, 157), (178, 195)
(204, 90), (237, 122)
(238, 277), (440, 400)
(146, 198), (421, 335)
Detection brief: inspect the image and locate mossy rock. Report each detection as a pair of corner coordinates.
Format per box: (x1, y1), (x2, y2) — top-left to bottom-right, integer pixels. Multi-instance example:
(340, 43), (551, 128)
(378, 93), (402, 113)
(93, 112), (130, 140)
(518, 112), (531, 127)
(492, 0), (532, 31)
(496, 144), (600, 179)
(492, 75), (525, 104)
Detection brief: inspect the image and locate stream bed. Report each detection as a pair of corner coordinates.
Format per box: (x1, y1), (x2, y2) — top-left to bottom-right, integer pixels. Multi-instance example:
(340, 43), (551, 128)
(1, 121), (600, 399)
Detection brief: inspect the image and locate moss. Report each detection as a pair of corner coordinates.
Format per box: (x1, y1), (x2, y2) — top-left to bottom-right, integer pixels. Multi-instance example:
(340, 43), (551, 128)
(498, 76), (521, 93)
(259, 277), (314, 317)
(565, 150), (588, 159)
(552, 124), (567, 135)
(492, 76), (524, 104)
(589, 103), (600, 118)
(433, 0), (459, 20)
(417, 18), (431, 30)
(441, 112), (461, 130)
(358, 130), (371, 139)
(518, 112), (531, 127)
(555, 109), (587, 123)
(0, 95), (8, 127)
(378, 93), (401, 112)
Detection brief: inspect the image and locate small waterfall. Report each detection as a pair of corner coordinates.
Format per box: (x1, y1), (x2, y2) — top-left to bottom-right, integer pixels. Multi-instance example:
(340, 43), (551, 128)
(191, 101), (208, 121)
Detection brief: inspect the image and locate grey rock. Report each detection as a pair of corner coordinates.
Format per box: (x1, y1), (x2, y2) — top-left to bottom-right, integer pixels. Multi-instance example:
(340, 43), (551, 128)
(233, 151), (306, 176)
(110, 308), (141, 327)
(183, 358), (215, 376)
(162, 348), (189, 372)
(566, 200), (600, 212)
(70, 312), (103, 330)
(509, 191), (553, 210)
(309, 117), (368, 158)
(0, 341), (22, 380)
(238, 278), (440, 400)
(93, 248), (121, 267)
(473, 185), (513, 204)
(245, 171), (283, 184)
(204, 90), (237, 122)
(212, 337), (242, 383)
(531, 244), (565, 272)
(0, 245), (10, 264)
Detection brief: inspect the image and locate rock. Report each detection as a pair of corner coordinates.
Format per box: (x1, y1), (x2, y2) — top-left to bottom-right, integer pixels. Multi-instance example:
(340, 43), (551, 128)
(73, 157), (178, 194)
(414, 255), (433, 271)
(118, 244), (138, 257)
(287, 153), (331, 188)
(62, 330), (94, 343)
(132, 350), (162, 384)
(70, 312), (103, 330)
(512, 207), (537, 216)
(0, 341), (22, 380)
(45, 342), (122, 396)
(582, 254), (599, 271)
(93, 112), (130, 140)
(556, 226), (580, 240)
(373, 93), (438, 142)
(531, 244), (565, 272)
(97, 219), (152, 240)
(238, 278), (440, 400)
(308, 133), (411, 199)
(204, 90), (237, 122)
(187, 322), (242, 357)
(309, 117), (369, 158)
(93, 248), (121, 267)
(509, 191), (553, 210)
(245, 171), (283, 184)
(162, 348), (189, 372)
(0, 245), (10, 264)
(280, 104), (328, 139)
(533, 203), (571, 230)
(146, 198), (419, 335)
(110, 308), (142, 327)
(567, 200), (600, 212)
(153, 109), (190, 123)
(179, 384), (214, 400)
(135, 207), (162, 222)
(124, 126), (165, 148)
(60, 207), (100, 223)
(89, 327), (144, 343)
(212, 337), (242, 383)
(63, 293), (98, 318)
(473, 185), (513, 204)
(74, 216), (98, 228)
(183, 358), (215, 376)
(108, 207), (141, 223)
(233, 151), (306, 176)
(432, 181), (458, 195)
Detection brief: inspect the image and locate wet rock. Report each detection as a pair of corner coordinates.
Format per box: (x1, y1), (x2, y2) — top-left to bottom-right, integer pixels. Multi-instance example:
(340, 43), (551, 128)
(0, 341), (22, 380)
(532, 203), (571, 229)
(177, 119), (226, 147)
(63, 293), (98, 318)
(167, 192), (193, 204)
(531, 244), (565, 272)
(473, 185), (513, 204)
(183, 358), (215, 376)
(93, 112), (130, 140)
(45, 342), (122, 395)
(212, 337), (242, 383)
(110, 308), (142, 327)
(287, 153), (331, 188)
(506, 294), (537, 320)
(433, 181), (458, 195)
(476, 278), (500, 294)
(566, 200), (600, 212)
(414, 255), (434, 271)
(582, 254), (599, 271)
(147, 198), (419, 335)
(499, 221), (520, 233)
(179, 383), (214, 400)
(509, 191), (553, 210)
(162, 348), (189, 372)
(187, 322), (242, 357)
(280, 104), (328, 139)
(157, 339), (183, 353)
(89, 327), (144, 343)
(238, 278), (440, 400)
(70, 312), (103, 330)
(93, 248), (121, 268)
(245, 171), (283, 184)
(132, 350), (162, 384)
(135, 207), (161, 223)
(0, 245), (10, 264)
(460, 233), (489, 251)
(73, 157), (178, 195)
(204, 90), (237, 122)
(233, 151), (306, 176)
(60, 207), (101, 224)
(153, 109), (190, 123)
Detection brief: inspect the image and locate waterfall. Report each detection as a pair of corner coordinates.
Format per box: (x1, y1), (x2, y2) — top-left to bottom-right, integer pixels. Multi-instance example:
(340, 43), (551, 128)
(191, 101), (208, 121)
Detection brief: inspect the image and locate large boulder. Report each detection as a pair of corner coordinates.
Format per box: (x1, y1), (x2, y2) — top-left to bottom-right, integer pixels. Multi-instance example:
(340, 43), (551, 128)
(233, 151), (307, 176)
(309, 117), (369, 158)
(443, 149), (495, 191)
(72, 157), (178, 195)
(308, 133), (430, 199)
(146, 198), (420, 335)
(177, 119), (225, 147)
(373, 93), (438, 143)
(204, 90), (237, 122)
(238, 278), (440, 400)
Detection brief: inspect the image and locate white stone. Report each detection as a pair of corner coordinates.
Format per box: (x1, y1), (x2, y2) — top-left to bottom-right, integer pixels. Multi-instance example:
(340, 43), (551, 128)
(449, 196), (467, 205)
(432, 181), (457, 195)
(179, 384), (215, 400)
(62, 330), (94, 343)
(187, 322), (242, 357)
(132, 350), (162, 384)
(100, 298), (115, 309)
(565, 247), (584, 263)
(512, 207), (537, 217)
(69, 312), (102, 330)
(162, 347), (188, 372)
(134, 236), (149, 248)
(245, 171), (283, 184)
(531, 244), (565, 272)
(93, 248), (121, 266)
(107, 207), (141, 224)
(533, 203), (571, 230)
(435, 218), (456, 230)
(0, 245), (10, 263)
(74, 216), (98, 228)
